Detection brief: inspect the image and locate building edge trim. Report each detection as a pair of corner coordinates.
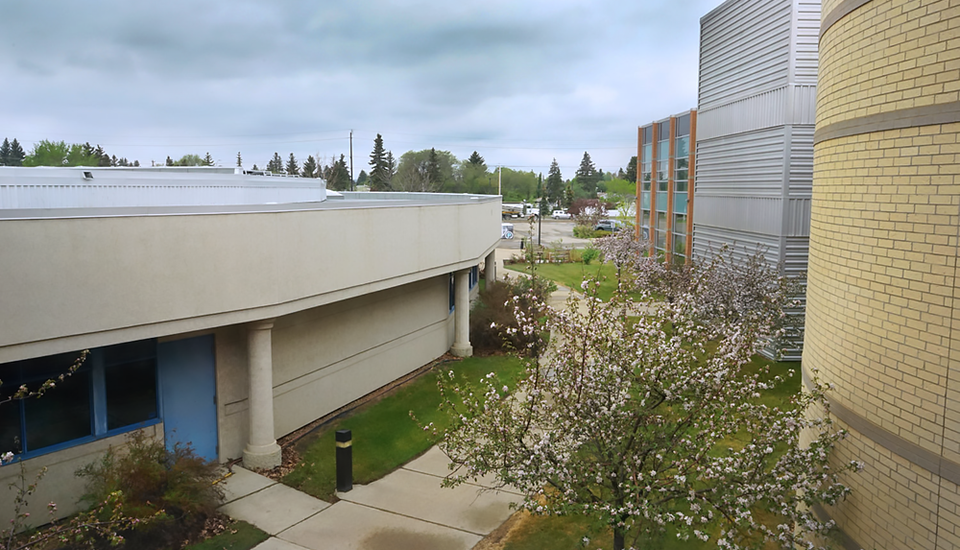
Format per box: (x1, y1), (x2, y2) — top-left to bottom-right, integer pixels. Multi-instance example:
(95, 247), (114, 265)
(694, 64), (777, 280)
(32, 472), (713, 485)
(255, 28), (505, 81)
(810, 504), (863, 550)
(819, 0), (872, 42)
(814, 101), (960, 144)
(802, 367), (960, 485)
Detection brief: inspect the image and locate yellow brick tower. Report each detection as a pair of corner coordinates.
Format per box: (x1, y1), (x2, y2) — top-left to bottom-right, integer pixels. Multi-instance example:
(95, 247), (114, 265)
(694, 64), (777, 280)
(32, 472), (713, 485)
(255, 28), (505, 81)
(806, 0), (960, 548)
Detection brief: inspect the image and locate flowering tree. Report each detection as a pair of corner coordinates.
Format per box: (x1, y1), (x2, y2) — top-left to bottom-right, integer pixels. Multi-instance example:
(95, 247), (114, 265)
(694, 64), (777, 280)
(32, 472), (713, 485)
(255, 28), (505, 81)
(434, 242), (858, 550)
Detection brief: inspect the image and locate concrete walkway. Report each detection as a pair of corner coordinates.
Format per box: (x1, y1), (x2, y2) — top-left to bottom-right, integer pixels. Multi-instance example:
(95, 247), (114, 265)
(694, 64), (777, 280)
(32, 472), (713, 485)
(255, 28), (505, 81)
(218, 446), (523, 550)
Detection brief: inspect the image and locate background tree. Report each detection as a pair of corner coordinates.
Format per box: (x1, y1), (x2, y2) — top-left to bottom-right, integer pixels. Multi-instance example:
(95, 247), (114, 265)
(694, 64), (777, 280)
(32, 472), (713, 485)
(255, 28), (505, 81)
(301, 155), (318, 178)
(435, 241), (858, 550)
(563, 183), (574, 209)
(324, 154), (351, 190)
(466, 151), (485, 169)
(267, 152), (283, 173)
(236, 152), (243, 168)
(175, 154), (204, 167)
(545, 158), (564, 206)
(285, 153), (298, 175)
(368, 134), (391, 190)
(165, 156), (174, 167)
(202, 152), (214, 166)
(394, 148), (456, 192)
(624, 155), (638, 186)
(0, 138), (11, 165)
(575, 151), (600, 197)
(356, 169), (368, 185)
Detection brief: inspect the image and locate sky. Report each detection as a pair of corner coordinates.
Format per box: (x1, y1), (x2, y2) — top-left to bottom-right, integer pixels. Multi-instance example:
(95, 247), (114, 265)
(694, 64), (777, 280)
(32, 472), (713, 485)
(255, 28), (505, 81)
(0, 0), (728, 178)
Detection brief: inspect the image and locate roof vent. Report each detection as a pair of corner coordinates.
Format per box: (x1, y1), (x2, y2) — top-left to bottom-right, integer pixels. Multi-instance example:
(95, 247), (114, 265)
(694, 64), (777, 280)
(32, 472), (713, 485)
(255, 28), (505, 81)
(82, 171), (94, 180)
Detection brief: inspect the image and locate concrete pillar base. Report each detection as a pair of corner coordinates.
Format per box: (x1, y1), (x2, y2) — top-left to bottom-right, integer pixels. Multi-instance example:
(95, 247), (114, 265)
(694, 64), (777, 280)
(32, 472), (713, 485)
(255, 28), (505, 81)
(451, 343), (473, 357)
(243, 442), (282, 470)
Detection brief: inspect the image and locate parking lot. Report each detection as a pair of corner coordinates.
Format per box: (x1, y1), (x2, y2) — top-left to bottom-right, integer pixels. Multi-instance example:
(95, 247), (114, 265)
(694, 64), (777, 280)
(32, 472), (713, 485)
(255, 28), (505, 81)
(499, 218), (592, 250)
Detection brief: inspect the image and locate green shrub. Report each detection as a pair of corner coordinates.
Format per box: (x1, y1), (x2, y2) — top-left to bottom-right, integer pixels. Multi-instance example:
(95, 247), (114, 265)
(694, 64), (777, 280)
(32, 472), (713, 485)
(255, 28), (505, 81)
(471, 277), (553, 355)
(573, 226), (608, 239)
(580, 247), (600, 265)
(76, 431), (224, 550)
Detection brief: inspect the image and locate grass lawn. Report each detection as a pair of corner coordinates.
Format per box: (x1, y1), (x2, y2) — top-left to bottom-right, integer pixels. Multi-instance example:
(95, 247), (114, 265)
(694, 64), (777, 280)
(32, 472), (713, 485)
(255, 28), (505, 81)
(184, 520), (268, 550)
(282, 355), (526, 502)
(505, 261), (637, 302)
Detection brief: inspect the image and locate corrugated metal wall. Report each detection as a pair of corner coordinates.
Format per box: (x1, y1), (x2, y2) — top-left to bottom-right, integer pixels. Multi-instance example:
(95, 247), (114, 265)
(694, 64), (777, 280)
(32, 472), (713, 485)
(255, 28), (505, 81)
(698, 0), (793, 110)
(695, 0), (820, 360)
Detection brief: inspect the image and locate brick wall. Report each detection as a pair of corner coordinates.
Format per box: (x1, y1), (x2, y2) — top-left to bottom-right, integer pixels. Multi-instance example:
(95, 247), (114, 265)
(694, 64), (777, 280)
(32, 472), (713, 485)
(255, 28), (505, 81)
(808, 0), (960, 548)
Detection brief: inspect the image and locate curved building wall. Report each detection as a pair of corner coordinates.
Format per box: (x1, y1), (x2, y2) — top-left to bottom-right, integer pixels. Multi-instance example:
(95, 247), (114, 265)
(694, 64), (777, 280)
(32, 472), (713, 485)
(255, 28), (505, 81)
(806, 0), (960, 548)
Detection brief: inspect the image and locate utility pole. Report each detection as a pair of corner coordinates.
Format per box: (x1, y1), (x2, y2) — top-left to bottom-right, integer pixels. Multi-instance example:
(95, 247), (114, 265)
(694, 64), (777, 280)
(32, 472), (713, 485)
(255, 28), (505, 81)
(349, 130), (354, 191)
(498, 166), (502, 196)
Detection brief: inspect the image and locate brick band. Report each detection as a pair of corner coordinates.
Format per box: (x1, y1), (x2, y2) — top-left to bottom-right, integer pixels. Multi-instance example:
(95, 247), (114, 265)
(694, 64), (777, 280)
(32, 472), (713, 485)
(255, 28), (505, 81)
(814, 101), (960, 144)
(811, 504), (862, 550)
(820, 0), (873, 42)
(803, 368), (960, 486)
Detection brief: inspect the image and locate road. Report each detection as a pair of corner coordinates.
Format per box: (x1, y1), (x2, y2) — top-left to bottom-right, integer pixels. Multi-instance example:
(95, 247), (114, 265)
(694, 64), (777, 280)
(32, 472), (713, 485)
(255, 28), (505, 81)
(499, 218), (592, 250)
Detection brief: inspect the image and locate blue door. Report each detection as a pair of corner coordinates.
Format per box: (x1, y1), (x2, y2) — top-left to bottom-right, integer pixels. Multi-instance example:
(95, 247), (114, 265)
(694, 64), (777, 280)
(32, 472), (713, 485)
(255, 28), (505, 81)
(158, 335), (218, 461)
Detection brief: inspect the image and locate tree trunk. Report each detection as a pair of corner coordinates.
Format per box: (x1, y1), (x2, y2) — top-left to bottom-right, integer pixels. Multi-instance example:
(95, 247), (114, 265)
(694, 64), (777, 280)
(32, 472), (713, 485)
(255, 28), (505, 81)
(613, 527), (625, 550)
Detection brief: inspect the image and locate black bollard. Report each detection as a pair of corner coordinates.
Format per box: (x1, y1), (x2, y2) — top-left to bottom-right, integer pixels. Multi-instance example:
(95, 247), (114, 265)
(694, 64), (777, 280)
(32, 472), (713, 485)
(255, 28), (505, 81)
(335, 429), (353, 492)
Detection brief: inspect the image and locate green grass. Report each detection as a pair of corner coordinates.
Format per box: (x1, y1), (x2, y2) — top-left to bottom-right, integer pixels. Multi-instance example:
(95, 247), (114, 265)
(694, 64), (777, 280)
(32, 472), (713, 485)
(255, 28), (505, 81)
(506, 262), (636, 302)
(184, 520), (268, 550)
(282, 355), (526, 501)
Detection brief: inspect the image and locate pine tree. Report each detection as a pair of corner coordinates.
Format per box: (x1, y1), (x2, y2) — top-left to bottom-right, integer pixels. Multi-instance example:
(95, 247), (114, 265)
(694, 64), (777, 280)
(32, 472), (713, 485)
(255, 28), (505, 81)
(466, 151), (485, 168)
(203, 152), (214, 166)
(286, 153), (298, 175)
(0, 138), (11, 166)
(369, 134), (390, 190)
(133, 160), (140, 167)
(563, 184), (574, 209)
(356, 169), (369, 185)
(546, 158), (564, 205)
(165, 156), (174, 167)
(624, 156), (638, 186)
(111, 155), (118, 167)
(236, 152), (243, 168)
(386, 151), (396, 181)
(576, 151), (599, 197)
(301, 155), (318, 178)
(9, 139), (25, 166)
(268, 152), (283, 173)
(426, 148), (441, 187)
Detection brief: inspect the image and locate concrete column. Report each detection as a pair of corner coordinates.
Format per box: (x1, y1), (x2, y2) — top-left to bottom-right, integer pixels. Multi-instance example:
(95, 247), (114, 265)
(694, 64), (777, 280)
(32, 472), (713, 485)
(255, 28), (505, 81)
(243, 319), (282, 470)
(485, 253), (497, 285)
(451, 269), (473, 357)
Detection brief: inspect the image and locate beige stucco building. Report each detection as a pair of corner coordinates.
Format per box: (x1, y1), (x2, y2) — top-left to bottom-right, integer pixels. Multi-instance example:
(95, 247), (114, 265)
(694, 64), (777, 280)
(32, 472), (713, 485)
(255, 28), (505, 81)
(805, 0), (960, 548)
(0, 166), (499, 523)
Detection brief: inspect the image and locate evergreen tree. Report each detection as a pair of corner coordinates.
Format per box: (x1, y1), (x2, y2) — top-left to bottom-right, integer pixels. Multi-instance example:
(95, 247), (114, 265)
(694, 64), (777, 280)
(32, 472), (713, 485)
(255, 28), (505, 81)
(426, 148), (442, 186)
(356, 169), (369, 185)
(576, 151), (599, 197)
(111, 155), (118, 167)
(386, 151), (396, 182)
(466, 151), (485, 168)
(236, 152), (243, 168)
(133, 160), (140, 167)
(285, 153), (298, 175)
(9, 139), (25, 166)
(94, 145), (110, 167)
(301, 155), (318, 178)
(268, 152), (283, 173)
(369, 134), (390, 190)
(252, 163), (259, 170)
(203, 152), (214, 166)
(546, 158), (564, 205)
(325, 154), (351, 190)
(0, 138), (11, 166)
(166, 156), (174, 167)
(624, 156), (638, 186)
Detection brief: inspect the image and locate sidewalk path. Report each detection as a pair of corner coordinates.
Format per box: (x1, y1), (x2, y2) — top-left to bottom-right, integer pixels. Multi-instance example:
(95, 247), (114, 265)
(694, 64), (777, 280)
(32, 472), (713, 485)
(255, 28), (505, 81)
(218, 446), (522, 550)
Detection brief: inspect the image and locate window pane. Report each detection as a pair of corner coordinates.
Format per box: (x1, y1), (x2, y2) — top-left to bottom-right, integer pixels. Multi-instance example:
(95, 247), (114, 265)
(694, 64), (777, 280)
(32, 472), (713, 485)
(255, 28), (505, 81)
(658, 212), (667, 227)
(675, 180), (688, 193)
(656, 230), (666, 250)
(675, 213), (687, 234)
(675, 193), (687, 214)
(105, 359), (157, 431)
(642, 169), (651, 191)
(675, 136), (689, 158)
(24, 370), (91, 451)
(641, 192), (650, 209)
(676, 114), (690, 137)
(657, 192), (667, 212)
(657, 140), (669, 161)
(642, 144), (652, 163)
(0, 374), (22, 454)
(102, 339), (154, 367)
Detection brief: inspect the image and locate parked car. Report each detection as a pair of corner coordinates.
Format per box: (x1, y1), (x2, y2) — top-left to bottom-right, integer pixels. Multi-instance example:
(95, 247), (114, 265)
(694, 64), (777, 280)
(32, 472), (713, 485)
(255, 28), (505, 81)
(595, 219), (623, 232)
(551, 210), (572, 219)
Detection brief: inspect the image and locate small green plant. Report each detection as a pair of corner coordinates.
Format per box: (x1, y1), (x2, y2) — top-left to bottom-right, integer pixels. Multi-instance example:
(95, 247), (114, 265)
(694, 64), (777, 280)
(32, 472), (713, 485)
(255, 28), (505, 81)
(76, 431), (224, 550)
(581, 247), (600, 265)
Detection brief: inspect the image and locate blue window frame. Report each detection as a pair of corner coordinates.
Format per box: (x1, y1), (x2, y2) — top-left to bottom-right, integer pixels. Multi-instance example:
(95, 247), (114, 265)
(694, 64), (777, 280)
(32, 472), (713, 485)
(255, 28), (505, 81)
(469, 266), (479, 289)
(0, 339), (159, 460)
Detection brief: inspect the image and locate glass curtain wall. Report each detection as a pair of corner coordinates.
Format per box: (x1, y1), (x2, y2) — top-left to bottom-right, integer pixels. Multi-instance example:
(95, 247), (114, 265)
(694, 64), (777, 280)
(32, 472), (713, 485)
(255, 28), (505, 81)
(655, 120), (670, 257)
(640, 126), (653, 241)
(673, 113), (691, 263)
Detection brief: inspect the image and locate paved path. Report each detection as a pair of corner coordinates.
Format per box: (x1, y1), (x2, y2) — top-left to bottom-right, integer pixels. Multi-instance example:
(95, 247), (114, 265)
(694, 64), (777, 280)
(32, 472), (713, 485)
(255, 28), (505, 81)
(218, 446), (522, 550)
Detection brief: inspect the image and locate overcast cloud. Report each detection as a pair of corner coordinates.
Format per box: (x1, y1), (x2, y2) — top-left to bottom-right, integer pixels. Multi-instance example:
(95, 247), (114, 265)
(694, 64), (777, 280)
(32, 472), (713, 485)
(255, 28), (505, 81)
(1, 0), (727, 176)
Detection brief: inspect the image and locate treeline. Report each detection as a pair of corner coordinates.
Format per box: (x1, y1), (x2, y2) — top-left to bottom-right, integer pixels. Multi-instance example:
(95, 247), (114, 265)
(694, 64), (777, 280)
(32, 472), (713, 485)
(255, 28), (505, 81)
(1, 138), (139, 167)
